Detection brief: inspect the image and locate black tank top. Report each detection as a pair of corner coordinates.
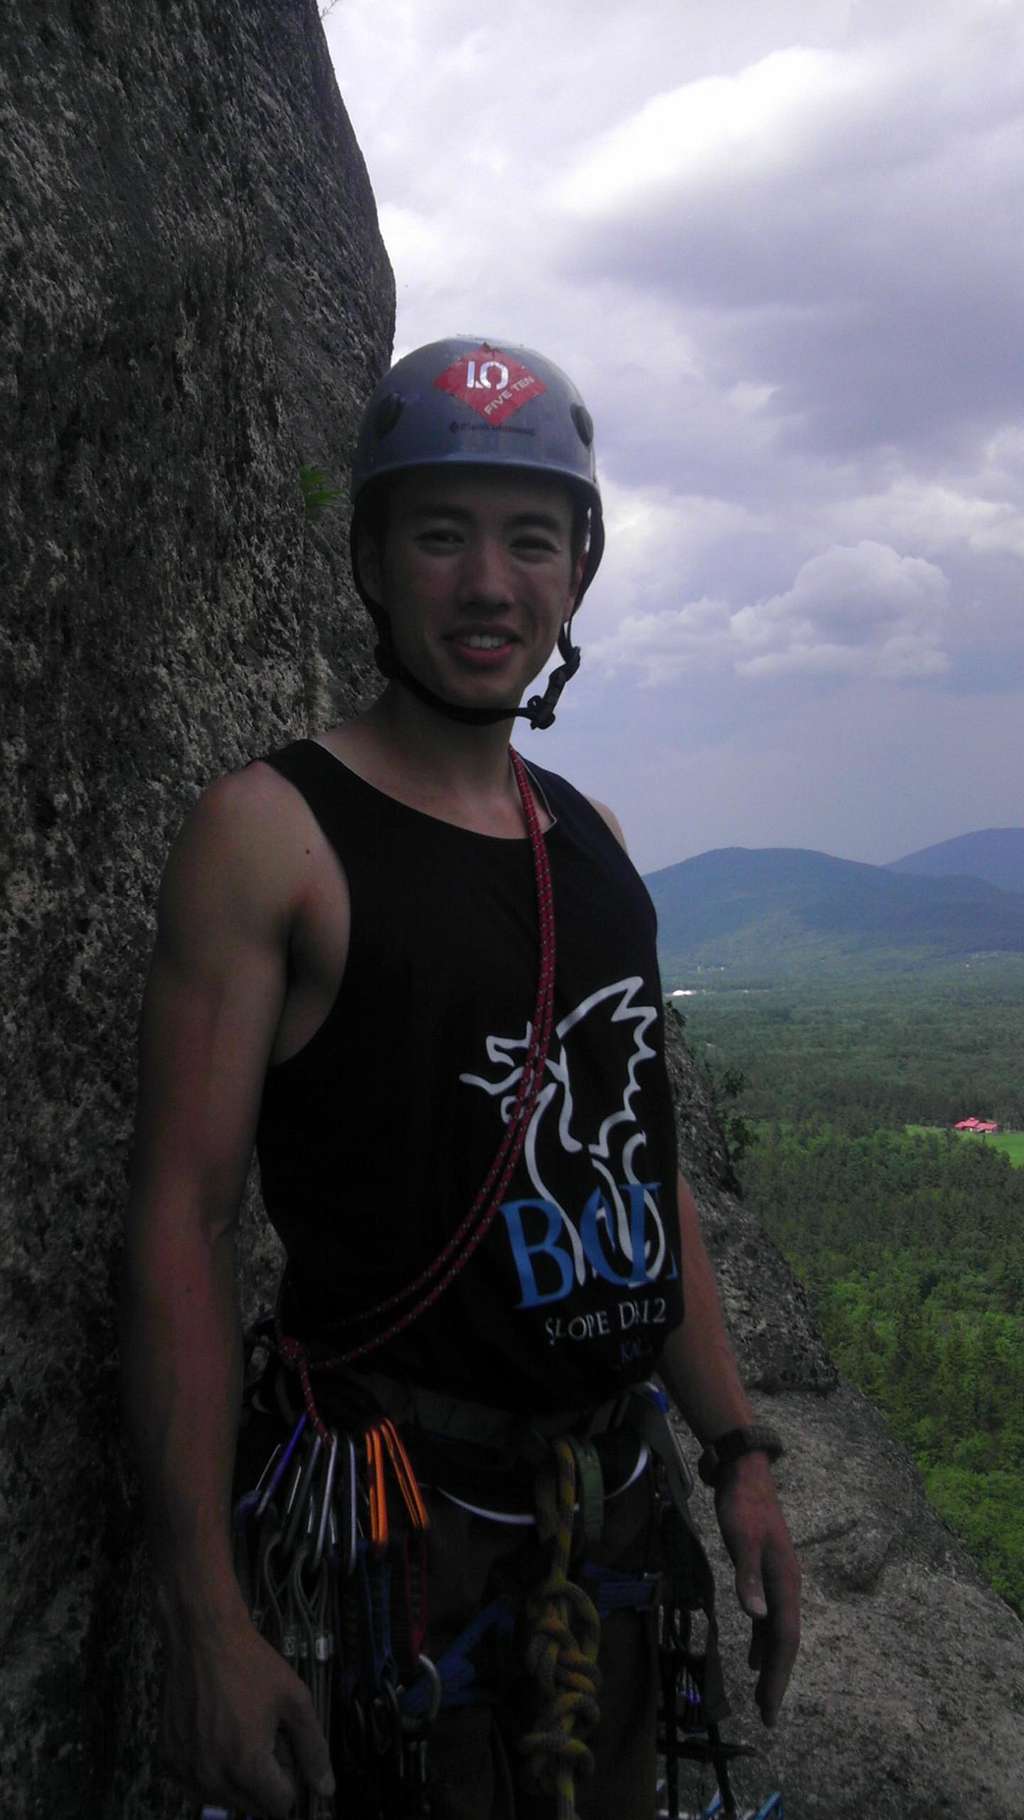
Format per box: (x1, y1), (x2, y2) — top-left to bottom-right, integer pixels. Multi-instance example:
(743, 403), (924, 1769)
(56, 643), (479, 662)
(256, 739), (683, 1412)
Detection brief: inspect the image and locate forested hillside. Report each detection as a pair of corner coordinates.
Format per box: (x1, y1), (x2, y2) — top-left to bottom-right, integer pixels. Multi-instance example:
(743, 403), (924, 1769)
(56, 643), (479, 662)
(682, 958), (1024, 1131)
(677, 962), (1024, 1616)
(742, 1125), (1024, 1611)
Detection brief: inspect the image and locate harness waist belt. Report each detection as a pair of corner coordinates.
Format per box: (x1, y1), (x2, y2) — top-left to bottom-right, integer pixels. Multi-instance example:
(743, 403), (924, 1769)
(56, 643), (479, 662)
(338, 1367), (632, 1449)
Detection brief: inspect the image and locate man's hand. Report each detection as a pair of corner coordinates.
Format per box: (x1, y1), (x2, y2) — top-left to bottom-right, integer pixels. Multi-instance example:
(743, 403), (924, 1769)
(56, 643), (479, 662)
(161, 1608), (335, 1818)
(714, 1453), (801, 1728)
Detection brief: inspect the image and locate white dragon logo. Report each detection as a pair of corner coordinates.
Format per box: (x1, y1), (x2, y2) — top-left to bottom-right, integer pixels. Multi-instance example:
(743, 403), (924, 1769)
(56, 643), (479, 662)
(459, 976), (668, 1286)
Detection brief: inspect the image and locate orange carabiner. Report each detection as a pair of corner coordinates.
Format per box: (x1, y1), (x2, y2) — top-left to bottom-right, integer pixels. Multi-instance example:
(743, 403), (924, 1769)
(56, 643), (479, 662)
(365, 1423), (389, 1552)
(380, 1417), (430, 1533)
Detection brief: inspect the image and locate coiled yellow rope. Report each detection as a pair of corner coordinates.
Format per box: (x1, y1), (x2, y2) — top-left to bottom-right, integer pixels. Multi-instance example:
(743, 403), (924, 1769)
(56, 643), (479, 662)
(519, 1438), (603, 1820)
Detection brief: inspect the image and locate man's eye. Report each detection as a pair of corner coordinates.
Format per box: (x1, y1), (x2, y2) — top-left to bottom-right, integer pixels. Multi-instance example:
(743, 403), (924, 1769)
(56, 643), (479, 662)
(418, 528), (461, 547)
(515, 537), (558, 555)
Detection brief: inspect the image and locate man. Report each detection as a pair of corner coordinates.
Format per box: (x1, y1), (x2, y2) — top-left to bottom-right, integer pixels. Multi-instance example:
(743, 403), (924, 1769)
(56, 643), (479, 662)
(123, 338), (799, 1820)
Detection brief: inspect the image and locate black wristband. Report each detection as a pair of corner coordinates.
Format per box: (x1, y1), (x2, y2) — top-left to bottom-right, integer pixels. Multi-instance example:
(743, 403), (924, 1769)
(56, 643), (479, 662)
(697, 1424), (785, 1489)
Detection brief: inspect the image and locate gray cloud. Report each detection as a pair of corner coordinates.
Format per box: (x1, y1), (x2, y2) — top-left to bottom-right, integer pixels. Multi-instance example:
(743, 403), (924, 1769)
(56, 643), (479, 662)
(555, 23), (1024, 454)
(588, 541), (951, 684)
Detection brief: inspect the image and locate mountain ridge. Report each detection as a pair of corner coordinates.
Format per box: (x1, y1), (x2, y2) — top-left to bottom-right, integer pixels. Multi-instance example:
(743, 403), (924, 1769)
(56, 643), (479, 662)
(886, 827), (1024, 895)
(643, 841), (1024, 980)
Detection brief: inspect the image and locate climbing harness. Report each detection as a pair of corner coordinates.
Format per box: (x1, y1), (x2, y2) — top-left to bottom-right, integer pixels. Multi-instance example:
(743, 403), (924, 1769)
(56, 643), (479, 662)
(202, 1372), (783, 1820)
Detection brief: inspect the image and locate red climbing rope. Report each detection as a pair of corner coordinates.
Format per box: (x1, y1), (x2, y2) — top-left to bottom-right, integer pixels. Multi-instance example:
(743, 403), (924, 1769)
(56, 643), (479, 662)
(275, 747), (557, 1410)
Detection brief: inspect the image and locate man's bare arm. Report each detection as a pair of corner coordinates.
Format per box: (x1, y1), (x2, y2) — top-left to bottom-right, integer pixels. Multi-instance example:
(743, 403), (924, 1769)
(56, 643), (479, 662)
(658, 1176), (801, 1727)
(122, 766), (335, 1816)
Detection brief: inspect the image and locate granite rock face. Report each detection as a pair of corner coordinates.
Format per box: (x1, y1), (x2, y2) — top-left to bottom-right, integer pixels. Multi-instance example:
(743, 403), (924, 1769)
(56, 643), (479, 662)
(3, 3), (1023, 1816)
(666, 1014), (1024, 1819)
(0, 2), (391, 1813)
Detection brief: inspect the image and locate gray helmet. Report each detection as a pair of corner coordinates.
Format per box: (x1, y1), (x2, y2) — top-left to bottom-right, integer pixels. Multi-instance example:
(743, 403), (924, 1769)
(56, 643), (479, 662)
(351, 336), (605, 605)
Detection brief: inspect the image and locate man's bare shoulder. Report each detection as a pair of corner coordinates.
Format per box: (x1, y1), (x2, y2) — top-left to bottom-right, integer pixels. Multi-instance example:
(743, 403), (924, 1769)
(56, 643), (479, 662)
(187, 758), (312, 836)
(159, 761), (324, 944)
(586, 796), (629, 853)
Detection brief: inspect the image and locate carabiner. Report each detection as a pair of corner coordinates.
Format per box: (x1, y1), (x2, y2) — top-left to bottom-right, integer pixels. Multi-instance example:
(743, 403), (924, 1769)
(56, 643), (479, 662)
(233, 1439), (283, 1531)
(400, 1653), (442, 1729)
(283, 1431), (323, 1556)
(313, 1430), (340, 1572)
(365, 1424), (389, 1552)
(255, 1412), (307, 1521)
(379, 1417), (429, 1533)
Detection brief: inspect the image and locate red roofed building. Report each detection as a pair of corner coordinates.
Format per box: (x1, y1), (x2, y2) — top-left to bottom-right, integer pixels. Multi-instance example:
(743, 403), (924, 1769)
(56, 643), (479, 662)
(954, 1117), (1000, 1133)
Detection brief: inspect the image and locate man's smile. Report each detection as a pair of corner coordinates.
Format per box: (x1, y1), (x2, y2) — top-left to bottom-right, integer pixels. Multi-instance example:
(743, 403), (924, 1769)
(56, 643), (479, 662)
(458, 633), (513, 649)
(445, 625), (523, 666)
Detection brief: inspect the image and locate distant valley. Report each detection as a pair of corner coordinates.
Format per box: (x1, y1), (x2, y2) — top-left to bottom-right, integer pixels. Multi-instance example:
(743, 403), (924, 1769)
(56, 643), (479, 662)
(657, 824), (1024, 1623)
(644, 827), (1024, 984)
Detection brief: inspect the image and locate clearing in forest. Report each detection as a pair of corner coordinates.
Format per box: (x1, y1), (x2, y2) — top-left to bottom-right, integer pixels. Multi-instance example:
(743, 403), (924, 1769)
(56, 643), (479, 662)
(906, 1125), (1024, 1167)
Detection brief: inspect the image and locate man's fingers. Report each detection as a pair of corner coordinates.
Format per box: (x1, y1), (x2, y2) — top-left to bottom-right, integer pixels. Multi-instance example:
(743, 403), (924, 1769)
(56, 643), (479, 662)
(716, 1464), (802, 1729)
(754, 1561), (801, 1727)
(243, 1760), (296, 1820)
(283, 1686), (335, 1801)
(197, 1750), (296, 1820)
(756, 1639), (797, 1729)
(202, 1709), (330, 1820)
(734, 1561), (769, 1622)
(757, 1653), (789, 1726)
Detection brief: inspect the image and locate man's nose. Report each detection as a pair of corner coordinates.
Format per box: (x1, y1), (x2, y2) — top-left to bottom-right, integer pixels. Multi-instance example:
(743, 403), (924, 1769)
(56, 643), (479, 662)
(458, 535), (513, 604)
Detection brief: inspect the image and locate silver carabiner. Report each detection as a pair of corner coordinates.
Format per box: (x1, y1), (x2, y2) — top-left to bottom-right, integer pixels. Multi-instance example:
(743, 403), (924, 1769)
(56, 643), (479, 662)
(313, 1430), (340, 1572)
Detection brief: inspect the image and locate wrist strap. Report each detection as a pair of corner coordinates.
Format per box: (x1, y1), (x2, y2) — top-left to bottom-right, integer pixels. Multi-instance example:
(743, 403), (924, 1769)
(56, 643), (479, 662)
(697, 1425), (784, 1489)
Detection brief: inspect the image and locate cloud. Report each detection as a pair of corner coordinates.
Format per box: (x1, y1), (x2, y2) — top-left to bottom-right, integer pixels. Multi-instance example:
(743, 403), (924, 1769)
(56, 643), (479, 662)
(586, 478), (772, 629)
(554, 17), (1024, 463)
(588, 597), (733, 685)
(590, 541), (951, 684)
(556, 47), (880, 221)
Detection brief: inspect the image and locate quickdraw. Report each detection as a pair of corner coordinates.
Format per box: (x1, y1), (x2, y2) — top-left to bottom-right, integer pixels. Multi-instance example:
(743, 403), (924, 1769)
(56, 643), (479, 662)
(207, 1405), (438, 1820)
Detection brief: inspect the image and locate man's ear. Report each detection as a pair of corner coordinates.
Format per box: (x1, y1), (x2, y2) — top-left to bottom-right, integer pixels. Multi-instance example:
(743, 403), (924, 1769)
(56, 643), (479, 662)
(569, 545), (588, 613)
(355, 526), (384, 607)
(561, 596), (582, 650)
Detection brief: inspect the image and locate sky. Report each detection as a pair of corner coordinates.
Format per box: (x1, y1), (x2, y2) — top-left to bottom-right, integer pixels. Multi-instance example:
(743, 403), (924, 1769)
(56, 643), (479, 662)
(324, 0), (1023, 874)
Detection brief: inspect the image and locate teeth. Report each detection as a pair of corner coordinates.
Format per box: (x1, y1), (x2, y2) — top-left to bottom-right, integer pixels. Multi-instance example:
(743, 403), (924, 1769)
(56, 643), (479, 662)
(463, 634), (507, 649)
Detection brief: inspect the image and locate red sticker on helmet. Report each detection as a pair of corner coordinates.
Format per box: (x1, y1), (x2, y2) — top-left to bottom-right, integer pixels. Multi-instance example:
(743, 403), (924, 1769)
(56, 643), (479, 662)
(433, 346), (546, 426)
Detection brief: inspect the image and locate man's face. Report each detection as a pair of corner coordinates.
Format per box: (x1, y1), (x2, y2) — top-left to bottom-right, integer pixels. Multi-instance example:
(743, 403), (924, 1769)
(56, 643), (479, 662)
(360, 467), (584, 711)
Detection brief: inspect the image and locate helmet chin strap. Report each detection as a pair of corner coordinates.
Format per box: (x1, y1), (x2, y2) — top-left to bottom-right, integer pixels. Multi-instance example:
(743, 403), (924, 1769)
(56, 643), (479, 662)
(373, 620), (581, 732)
